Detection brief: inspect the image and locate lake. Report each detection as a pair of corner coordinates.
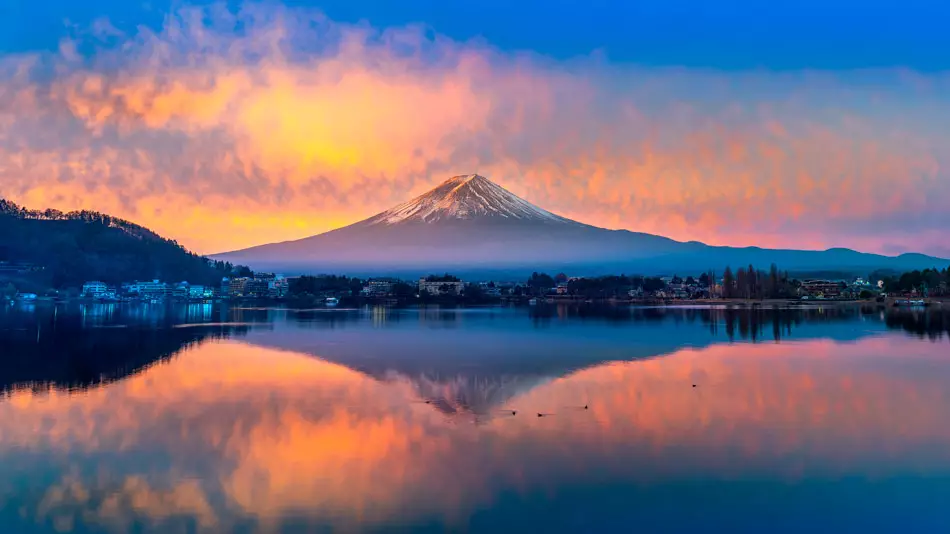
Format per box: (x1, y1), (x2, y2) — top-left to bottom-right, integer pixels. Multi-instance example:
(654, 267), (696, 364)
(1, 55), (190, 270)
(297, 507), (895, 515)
(1, 302), (949, 533)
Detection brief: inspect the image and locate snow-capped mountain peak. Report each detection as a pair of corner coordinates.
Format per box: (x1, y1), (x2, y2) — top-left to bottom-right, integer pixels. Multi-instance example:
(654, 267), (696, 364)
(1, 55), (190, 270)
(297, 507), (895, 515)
(362, 174), (570, 226)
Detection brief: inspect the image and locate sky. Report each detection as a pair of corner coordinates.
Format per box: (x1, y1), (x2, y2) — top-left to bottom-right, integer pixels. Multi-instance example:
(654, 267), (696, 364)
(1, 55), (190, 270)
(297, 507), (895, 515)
(0, 0), (948, 256)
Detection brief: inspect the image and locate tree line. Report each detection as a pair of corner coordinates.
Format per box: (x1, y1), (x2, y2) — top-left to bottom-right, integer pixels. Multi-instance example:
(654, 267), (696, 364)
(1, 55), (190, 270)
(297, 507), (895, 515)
(873, 267), (950, 295)
(721, 264), (798, 299)
(1, 198), (250, 290)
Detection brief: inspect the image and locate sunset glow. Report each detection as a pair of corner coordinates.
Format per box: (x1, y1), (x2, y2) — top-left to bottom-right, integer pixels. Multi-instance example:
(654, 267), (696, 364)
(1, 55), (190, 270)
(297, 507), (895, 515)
(0, 2), (948, 256)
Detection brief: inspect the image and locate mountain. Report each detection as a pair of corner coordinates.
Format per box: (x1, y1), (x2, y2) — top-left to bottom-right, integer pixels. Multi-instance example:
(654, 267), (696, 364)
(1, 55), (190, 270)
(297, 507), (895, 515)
(215, 174), (948, 277)
(0, 199), (242, 290)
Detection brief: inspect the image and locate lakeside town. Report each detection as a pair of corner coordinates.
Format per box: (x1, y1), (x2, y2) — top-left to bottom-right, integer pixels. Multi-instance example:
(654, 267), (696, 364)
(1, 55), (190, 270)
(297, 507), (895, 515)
(4, 261), (949, 308)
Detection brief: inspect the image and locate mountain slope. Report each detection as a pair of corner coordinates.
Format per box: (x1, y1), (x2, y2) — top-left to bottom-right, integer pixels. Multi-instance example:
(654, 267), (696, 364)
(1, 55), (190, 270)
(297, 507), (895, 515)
(0, 199), (241, 289)
(215, 175), (948, 276)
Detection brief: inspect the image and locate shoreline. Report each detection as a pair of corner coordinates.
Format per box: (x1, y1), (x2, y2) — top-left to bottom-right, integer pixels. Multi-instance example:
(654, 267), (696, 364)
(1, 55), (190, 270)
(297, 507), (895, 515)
(8, 296), (947, 310)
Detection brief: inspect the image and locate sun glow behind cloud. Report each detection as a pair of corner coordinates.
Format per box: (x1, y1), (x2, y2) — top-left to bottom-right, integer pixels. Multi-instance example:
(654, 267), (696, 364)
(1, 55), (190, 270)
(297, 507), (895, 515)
(0, 2), (947, 255)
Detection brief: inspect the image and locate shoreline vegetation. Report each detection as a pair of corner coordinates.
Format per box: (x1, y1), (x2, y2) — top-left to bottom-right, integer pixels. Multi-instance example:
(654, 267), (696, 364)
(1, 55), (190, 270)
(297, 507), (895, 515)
(8, 295), (950, 309)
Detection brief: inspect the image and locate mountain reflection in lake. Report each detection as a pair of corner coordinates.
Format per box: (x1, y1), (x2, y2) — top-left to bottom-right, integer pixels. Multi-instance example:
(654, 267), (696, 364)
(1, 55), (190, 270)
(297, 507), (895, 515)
(1, 303), (949, 533)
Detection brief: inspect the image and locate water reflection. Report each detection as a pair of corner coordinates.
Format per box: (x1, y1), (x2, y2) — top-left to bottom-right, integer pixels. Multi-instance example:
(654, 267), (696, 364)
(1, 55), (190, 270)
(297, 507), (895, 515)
(2, 337), (949, 532)
(0, 304), (251, 393)
(1, 304), (949, 532)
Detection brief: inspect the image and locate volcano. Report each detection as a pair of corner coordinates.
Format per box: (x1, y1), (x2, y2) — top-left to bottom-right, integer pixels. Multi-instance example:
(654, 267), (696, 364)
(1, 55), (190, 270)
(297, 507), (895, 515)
(215, 174), (946, 276)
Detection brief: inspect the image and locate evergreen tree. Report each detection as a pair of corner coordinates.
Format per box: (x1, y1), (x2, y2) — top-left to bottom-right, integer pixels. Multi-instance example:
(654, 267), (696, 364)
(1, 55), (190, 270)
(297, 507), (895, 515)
(768, 263), (780, 299)
(698, 272), (710, 288)
(723, 267), (735, 298)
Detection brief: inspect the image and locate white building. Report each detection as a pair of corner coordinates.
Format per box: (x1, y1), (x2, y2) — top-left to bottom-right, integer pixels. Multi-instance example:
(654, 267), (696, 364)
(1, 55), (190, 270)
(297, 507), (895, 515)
(128, 280), (167, 297)
(188, 285), (213, 299)
(82, 281), (109, 297)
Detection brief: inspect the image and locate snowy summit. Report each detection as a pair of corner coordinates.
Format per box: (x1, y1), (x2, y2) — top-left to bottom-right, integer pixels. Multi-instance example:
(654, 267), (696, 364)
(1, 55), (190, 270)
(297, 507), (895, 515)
(360, 174), (571, 226)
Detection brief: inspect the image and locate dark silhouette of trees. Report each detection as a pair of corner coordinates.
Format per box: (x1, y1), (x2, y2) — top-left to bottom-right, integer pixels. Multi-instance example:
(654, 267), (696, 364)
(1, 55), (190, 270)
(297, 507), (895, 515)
(642, 277), (666, 293)
(698, 272), (710, 288)
(736, 268), (748, 298)
(1, 198), (249, 289)
(878, 267), (950, 296)
(390, 282), (417, 298)
(768, 263), (780, 298)
(527, 272), (556, 295)
(425, 273), (460, 282)
(288, 275), (363, 297)
(722, 267), (735, 298)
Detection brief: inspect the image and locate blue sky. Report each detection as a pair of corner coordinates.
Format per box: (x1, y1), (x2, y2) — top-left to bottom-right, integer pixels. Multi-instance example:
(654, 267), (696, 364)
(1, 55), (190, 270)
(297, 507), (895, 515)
(2, 0), (948, 70)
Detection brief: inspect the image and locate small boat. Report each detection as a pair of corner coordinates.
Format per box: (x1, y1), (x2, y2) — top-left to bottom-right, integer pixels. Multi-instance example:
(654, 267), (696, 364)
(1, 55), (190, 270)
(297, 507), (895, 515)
(325, 297), (339, 307)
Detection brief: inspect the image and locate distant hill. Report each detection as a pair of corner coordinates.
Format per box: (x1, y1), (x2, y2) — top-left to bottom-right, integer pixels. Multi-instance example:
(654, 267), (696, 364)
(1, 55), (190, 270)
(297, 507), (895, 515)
(215, 174), (949, 278)
(0, 199), (242, 290)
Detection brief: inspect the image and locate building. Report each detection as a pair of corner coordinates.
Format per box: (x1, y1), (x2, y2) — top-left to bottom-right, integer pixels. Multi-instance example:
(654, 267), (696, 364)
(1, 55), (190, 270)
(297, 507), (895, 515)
(188, 285), (213, 299)
(800, 280), (843, 299)
(82, 281), (109, 298)
(419, 278), (464, 296)
(128, 280), (168, 299)
(362, 279), (395, 297)
(0, 262), (41, 274)
(171, 282), (191, 299)
(228, 277), (250, 297)
(269, 278), (290, 298)
(478, 282), (502, 297)
(228, 276), (271, 298)
(247, 276), (272, 298)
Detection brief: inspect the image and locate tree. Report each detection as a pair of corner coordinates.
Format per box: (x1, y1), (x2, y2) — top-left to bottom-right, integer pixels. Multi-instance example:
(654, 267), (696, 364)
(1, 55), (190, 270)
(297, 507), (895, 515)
(722, 267), (735, 298)
(555, 273), (568, 284)
(527, 272), (556, 295)
(642, 277), (666, 293)
(0, 199), (255, 289)
(390, 282), (416, 298)
(462, 283), (488, 302)
(671, 275), (683, 285)
(736, 268), (748, 299)
(425, 273), (460, 282)
(768, 263), (780, 299)
(747, 265), (758, 299)
(698, 272), (710, 288)
(685, 276), (696, 286)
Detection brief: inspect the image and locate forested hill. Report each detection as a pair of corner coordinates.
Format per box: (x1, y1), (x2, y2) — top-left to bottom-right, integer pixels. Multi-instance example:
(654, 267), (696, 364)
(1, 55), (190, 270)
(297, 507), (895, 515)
(0, 199), (241, 289)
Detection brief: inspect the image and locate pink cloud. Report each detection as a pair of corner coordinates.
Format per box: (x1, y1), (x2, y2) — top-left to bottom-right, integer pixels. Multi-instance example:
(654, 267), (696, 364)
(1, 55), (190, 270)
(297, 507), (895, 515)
(0, 2), (947, 255)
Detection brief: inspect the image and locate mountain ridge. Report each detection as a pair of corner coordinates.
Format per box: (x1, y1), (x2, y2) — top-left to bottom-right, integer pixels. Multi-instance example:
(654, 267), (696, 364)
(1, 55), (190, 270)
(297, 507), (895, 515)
(0, 198), (246, 290)
(214, 174), (948, 277)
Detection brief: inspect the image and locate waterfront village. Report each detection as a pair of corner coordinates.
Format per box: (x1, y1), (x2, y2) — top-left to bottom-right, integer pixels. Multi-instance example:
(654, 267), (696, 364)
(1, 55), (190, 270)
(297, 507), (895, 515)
(3, 266), (941, 306)
(2, 256), (947, 306)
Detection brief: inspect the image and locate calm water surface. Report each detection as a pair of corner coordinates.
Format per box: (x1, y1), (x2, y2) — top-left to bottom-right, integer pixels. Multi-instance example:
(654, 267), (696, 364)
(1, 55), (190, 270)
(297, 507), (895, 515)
(1, 303), (949, 533)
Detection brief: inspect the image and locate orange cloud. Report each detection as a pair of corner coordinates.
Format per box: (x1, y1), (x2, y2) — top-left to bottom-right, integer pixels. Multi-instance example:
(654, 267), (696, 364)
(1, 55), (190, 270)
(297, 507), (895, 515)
(0, 2), (947, 255)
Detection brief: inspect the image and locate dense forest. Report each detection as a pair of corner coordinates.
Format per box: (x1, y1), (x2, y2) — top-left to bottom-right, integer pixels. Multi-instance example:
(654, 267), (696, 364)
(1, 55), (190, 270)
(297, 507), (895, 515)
(872, 268), (950, 294)
(0, 199), (245, 290)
